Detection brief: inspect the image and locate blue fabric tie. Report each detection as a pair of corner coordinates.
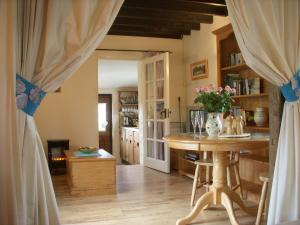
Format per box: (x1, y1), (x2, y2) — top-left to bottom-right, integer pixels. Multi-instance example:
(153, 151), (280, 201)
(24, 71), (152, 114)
(280, 69), (300, 102)
(16, 74), (46, 116)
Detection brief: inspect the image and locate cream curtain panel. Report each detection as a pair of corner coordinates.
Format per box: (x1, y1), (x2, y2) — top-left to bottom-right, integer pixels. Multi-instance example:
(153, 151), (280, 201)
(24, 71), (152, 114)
(0, 0), (123, 225)
(225, 0), (300, 224)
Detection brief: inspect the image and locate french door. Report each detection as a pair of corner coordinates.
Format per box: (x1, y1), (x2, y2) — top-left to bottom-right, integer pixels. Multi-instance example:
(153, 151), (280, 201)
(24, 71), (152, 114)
(140, 53), (170, 173)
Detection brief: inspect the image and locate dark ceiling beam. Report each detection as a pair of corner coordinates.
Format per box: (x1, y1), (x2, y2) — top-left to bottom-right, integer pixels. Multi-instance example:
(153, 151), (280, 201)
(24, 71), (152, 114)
(181, 0), (226, 6)
(123, 0), (228, 16)
(110, 25), (191, 36)
(113, 17), (201, 31)
(118, 7), (213, 24)
(108, 30), (182, 39)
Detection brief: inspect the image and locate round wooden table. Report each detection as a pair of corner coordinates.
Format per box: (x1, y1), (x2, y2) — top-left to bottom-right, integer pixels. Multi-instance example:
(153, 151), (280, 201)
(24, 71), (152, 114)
(163, 133), (269, 225)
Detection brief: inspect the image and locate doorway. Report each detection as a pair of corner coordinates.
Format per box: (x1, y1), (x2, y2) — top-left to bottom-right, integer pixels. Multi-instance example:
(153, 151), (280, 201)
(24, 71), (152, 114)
(97, 53), (170, 173)
(98, 94), (113, 153)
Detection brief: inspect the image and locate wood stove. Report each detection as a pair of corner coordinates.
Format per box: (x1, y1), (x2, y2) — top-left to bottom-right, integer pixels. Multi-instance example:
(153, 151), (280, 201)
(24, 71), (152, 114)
(47, 139), (69, 175)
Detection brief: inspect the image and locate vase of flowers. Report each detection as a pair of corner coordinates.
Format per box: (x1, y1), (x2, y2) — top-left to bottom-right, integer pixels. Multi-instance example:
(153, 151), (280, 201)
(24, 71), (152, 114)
(194, 85), (235, 137)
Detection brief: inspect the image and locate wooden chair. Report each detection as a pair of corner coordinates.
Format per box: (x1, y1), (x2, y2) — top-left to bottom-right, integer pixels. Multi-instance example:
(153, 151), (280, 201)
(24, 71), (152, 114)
(190, 151), (212, 206)
(190, 151), (243, 206)
(227, 151), (243, 198)
(255, 173), (269, 225)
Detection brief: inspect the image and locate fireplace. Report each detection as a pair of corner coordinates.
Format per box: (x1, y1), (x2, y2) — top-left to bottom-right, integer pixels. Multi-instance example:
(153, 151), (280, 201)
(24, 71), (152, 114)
(47, 139), (69, 175)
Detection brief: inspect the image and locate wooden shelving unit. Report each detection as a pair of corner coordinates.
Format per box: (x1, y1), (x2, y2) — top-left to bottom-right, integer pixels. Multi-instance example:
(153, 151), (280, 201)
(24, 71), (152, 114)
(121, 103), (138, 106)
(213, 24), (269, 203)
(231, 93), (269, 99)
(213, 24), (270, 131)
(245, 125), (270, 132)
(119, 91), (138, 127)
(221, 63), (249, 72)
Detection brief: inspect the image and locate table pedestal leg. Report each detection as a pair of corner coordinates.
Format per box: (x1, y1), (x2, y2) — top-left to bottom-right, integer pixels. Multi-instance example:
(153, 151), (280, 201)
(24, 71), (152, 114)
(176, 151), (253, 225)
(177, 191), (213, 225)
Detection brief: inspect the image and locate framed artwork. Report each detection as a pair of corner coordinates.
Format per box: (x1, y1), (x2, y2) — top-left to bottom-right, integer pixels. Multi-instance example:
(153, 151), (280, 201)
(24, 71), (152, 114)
(190, 59), (208, 80)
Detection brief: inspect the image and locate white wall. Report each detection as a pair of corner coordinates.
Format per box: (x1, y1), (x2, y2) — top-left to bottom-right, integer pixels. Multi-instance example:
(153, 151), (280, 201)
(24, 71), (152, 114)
(98, 87), (137, 163)
(183, 16), (230, 106)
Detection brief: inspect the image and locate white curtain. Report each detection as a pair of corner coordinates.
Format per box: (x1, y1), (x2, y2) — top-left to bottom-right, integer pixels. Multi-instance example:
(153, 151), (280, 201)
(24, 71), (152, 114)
(225, 1), (300, 224)
(0, 0), (123, 225)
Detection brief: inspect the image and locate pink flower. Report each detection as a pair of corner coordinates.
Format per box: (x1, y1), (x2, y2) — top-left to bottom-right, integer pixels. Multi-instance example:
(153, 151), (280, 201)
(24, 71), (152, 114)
(224, 85), (232, 92)
(209, 84), (214, 91)
(203, 87), (210, 93)
(195, 87), (200, 93)
(231, 88), (236, 94)
(217, 87), (223, 92)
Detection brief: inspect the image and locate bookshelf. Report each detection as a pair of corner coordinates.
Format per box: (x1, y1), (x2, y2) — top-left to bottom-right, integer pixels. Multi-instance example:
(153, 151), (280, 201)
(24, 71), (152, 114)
(213, 24), (270, 203)
(231, 93), (269, 99)
(119, 91), (138, 127)
(221, 63), (249, 72)
(213, 24), (271, 131)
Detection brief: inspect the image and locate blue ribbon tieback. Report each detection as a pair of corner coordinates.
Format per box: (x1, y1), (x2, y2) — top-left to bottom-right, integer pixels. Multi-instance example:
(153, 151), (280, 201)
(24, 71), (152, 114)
(280, 69), (300, 102)
(16, 74), (46, 116)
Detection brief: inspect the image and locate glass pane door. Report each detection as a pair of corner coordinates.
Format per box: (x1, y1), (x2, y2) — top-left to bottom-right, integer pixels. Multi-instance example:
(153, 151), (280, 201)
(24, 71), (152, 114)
(143, 54), (170, 173)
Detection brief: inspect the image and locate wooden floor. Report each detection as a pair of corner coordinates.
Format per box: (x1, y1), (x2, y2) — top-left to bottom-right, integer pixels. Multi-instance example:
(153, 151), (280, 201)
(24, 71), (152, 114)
(53, 165), (260, 225)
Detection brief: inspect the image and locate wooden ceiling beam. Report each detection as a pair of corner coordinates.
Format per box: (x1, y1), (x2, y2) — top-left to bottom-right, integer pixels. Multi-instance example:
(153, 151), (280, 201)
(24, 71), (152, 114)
(123, 0), (228, 16)
(181, 0), (226, 6)
(113, 17), (201, 31)
(118, 7), (213, 24)
(108, 30), (182, 39)
(110, 25), (191, 36)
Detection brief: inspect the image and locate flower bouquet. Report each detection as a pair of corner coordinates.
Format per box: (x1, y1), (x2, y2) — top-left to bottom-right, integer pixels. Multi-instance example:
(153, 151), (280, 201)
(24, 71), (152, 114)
(194, 85), (235, 137)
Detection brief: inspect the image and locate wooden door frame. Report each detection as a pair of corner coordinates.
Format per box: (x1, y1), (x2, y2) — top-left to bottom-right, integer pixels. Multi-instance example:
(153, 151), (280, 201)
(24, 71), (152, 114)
(98, 94), (113, 153)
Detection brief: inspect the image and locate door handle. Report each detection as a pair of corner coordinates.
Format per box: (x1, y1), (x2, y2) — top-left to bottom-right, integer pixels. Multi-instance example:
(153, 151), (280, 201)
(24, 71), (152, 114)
(160, 108), (171, 119)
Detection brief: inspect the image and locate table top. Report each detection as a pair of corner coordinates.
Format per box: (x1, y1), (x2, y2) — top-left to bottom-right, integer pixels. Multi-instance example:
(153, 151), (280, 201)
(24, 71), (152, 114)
(65, 149), (116, 162)
(163, 133), (270, 152)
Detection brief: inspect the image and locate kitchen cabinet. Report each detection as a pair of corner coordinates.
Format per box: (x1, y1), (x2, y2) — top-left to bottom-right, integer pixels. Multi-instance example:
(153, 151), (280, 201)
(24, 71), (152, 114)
(120, 127), (140, 165)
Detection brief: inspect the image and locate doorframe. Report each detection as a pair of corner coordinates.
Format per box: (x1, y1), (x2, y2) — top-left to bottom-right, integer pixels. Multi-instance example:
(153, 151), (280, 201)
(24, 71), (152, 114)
(98, 94), (113, 153)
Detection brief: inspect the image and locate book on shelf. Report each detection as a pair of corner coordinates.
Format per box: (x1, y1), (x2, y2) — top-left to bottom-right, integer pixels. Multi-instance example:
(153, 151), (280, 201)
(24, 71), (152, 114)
(224, 74), (261, 96)
(184, 153), (199, 162)
(229, 52), (244, 66)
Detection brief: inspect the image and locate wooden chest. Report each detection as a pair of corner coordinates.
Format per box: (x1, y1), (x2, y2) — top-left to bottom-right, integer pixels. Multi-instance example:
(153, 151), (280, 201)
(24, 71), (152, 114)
(65, 149), (116, 196)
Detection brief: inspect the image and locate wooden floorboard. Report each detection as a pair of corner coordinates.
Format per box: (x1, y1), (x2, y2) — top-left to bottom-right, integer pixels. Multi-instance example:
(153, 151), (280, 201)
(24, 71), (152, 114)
(53, 165), (261, 225)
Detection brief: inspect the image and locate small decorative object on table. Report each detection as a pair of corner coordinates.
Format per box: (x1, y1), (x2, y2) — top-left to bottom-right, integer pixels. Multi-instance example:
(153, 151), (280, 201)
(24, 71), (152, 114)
(222, 114), (250, 137)
(194, 85), (235, 137)
(77, 146), (98, 154)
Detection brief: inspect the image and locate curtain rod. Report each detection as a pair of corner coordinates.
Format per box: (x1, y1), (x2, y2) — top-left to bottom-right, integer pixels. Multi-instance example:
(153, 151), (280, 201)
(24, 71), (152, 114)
(95, 48), (172, 54)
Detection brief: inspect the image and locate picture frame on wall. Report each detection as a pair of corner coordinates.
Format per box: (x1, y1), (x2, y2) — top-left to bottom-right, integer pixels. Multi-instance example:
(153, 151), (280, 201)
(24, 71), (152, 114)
(190, 59), (208, 80)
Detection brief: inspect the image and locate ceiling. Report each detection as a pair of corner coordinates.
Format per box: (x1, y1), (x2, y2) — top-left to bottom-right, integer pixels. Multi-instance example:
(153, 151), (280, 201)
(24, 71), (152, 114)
(98, 59), (138, 89)
(108, 0), (228, 39)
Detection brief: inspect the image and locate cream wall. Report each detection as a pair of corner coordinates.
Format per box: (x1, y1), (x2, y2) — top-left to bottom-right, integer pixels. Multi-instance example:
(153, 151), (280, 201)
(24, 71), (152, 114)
(35, 53), (99, 152)
(98, 87), (137, 163)
(183, 16), (230, 106)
